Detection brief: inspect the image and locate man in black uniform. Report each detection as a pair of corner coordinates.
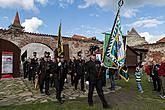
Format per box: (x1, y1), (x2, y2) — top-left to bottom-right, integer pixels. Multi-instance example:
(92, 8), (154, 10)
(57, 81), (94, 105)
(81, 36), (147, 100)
(49, 57), (63, 103)
(29, 52), (39, 83)
(50, 58), (56, 87)
(55, 55), (67, 103)
(38, 51), (51, 95)
(23, 58), (29, 79)
(68, 57), (76, 86)
(75, 56), (85, 91)
(86, 54), (109, 108)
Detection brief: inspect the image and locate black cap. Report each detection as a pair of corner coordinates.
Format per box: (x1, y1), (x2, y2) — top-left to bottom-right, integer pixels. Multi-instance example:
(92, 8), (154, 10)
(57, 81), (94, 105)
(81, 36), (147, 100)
(33, 52), (37, 55)
(47, 52), (50, 56)
(44, 51), (47, 54)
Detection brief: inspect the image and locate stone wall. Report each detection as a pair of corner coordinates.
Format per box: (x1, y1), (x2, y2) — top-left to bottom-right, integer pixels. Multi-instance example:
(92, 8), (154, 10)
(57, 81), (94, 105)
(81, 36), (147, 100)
(0, 29), (103, 60)
(145, 43), (165, 63)
(134, 43), (165, 63)
(67, 41), (102, 60)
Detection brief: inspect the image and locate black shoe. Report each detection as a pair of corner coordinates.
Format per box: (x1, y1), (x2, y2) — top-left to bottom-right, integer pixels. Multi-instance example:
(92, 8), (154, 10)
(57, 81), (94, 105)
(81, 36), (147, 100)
(81, 89), (86, 92)
(89, 103), (93, 107)
(58, 100), (64, 104)
(40, 91), (44, 94)
(46, 92), (50, 96)
(157, 89), (161, 92)
(103, 104), (111, 109)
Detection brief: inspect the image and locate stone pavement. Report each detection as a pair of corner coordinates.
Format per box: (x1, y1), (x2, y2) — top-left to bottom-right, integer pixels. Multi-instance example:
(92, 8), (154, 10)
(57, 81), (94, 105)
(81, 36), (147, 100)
(0, 78), (121, 106)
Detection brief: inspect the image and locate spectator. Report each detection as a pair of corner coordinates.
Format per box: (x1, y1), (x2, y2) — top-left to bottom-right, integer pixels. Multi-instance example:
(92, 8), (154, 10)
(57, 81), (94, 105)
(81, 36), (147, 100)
(158, 57), (165, 99)
(109, 68), (116, 92)
(135, 63), (143, 93)
(151, 61), (161, 92)
(144, 62), (152, 82)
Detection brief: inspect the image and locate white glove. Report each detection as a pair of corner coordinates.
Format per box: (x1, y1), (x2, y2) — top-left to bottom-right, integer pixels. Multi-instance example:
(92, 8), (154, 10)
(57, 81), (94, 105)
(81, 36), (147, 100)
(58, 62), (61, 66)
(101, 63), (104, 67)
(85, 81), (89, 85)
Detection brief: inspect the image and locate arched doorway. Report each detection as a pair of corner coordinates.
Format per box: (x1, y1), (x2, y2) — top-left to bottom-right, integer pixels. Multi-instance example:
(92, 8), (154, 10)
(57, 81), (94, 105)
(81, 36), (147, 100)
(0, 39), (21, 78)
(21, 43), (54, 60)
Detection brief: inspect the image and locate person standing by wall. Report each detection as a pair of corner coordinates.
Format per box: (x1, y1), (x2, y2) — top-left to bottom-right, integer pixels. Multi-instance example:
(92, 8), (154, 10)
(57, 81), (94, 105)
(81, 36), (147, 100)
(151, 61), (161, 92)
(144, 62), (152, 82)
(158, 57), (165, 99)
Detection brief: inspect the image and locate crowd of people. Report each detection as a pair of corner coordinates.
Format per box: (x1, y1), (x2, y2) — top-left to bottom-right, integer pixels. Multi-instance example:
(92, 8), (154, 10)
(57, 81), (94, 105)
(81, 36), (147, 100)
(22, 51), (110, 108)
(135, 57), (165, 98)
(22, 51), (165, 108)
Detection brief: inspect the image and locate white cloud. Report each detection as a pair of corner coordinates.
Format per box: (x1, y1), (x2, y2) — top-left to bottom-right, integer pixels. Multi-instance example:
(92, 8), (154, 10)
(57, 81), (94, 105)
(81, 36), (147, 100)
(89, 13), (100, 17)
(2, 16), (8, 20)
(77, 0), (165, 19)
(139, 32), (165, 43)
(58, 0), (74, 8)
(122, 9), (138, 18)
(22, 17), (43, 33)
(36, 0), (48, 5)
(124, 0), (165, 8)
(78, 0), (165, 10)
(0, 0), (48, 11)
(78, 0), (111, 9)
(130, 19), (164, 28)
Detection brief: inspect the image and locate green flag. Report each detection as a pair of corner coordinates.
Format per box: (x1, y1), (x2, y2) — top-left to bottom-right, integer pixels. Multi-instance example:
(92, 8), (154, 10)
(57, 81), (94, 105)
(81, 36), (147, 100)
(102, 13), (129, 82)
(103, 33), (117, 69)
(57, 23), (63, 57)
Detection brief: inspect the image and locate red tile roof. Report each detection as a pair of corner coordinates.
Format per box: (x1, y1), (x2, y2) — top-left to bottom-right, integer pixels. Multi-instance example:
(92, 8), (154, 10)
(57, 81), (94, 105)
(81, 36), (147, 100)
(72, 35), (88, 40)
(157, 37), (165, 43)
(72, 34), (96, 41)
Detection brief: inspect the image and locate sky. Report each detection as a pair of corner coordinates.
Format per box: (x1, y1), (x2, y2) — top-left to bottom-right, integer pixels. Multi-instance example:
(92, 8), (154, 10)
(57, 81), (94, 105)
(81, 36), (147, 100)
(0, 0), (165, 43)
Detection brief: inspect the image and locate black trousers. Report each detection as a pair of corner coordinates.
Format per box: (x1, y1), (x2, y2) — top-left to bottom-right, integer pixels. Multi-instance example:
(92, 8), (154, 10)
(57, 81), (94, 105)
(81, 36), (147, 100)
(152, 76), (161, 91)
(29, 67), (37, 83)
(39, 75), (50, 94)
(70, 72), (75, 86)
(50, 75), (55, 87)
(23, 68), (28, 79)
(88, 79), (108, 106)
(55, 78), (63, 100)
(74, 75), (84, 91)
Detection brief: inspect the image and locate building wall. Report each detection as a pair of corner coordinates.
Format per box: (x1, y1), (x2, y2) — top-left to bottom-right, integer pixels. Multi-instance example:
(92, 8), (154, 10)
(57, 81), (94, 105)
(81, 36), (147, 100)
(0, 39), (21, 78)
(0, 29), (103, 60)
(145, 43), (165, 63)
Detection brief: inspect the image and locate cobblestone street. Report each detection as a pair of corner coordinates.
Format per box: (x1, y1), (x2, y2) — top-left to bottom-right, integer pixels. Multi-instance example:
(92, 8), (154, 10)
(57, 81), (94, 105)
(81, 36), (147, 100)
(0, 78), (120, 106)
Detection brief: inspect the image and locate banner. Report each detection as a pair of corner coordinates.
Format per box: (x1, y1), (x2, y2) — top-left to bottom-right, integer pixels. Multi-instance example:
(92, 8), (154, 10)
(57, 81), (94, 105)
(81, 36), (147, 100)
(2, 52), (13, 74)
(57, 23), (64, 57)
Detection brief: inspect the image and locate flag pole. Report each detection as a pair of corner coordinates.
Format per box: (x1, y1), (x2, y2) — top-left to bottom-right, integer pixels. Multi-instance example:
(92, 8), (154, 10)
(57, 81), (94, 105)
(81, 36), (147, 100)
(98, 0), (124, 78)
(102, 0), (124, 62)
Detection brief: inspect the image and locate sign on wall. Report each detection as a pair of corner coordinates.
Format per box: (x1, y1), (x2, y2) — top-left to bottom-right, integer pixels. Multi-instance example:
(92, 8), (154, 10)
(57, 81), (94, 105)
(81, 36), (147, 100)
(1, 52), (13, 74)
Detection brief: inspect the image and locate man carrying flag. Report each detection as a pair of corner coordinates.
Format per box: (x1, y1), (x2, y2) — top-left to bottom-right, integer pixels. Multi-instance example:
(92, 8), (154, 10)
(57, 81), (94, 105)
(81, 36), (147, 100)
(54, 22), (65, 104)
